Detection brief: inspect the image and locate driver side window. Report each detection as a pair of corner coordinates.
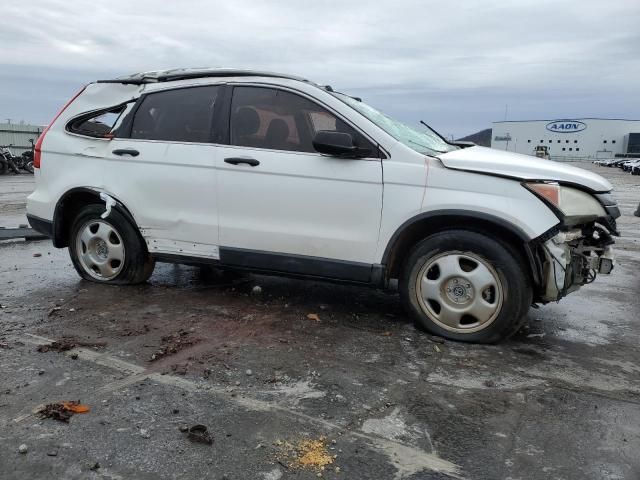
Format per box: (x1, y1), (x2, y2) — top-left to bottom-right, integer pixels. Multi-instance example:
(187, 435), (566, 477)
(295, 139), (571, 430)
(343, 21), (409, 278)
(229, 86), (377, 156)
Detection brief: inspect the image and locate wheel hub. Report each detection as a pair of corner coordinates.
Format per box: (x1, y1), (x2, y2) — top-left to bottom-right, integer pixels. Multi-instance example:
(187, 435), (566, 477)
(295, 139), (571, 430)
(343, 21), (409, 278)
(416, 251), (504, 333)
(76, 219), (125, 281)
(444, 277), (474, 305)
(95, 239), (109, 259)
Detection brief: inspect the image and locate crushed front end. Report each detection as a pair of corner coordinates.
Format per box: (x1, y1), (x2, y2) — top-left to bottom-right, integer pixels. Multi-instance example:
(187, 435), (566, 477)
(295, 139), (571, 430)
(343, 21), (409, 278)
(524, 185), (621, 303)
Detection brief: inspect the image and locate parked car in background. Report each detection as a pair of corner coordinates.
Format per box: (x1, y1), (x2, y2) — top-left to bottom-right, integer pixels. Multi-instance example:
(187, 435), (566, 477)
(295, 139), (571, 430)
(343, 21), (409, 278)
(26, 68), (620, 343)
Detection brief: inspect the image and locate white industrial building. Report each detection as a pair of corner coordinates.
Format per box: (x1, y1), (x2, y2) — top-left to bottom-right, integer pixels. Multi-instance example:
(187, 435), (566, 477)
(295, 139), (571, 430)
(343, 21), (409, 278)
(491, 118), (640, 161)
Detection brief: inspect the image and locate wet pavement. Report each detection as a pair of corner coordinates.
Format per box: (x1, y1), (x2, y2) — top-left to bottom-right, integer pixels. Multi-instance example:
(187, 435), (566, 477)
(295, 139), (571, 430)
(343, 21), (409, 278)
(1, 163), (639, 480)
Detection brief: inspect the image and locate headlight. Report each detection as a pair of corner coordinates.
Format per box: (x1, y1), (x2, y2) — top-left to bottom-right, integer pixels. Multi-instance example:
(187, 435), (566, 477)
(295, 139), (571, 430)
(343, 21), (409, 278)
(524, 182), (607, 218)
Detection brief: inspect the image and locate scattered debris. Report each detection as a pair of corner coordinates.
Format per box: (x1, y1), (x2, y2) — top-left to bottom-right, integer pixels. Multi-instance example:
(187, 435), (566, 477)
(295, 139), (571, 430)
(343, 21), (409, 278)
(33, 253), (42, 258)
(434, 345), (441, 353)
(382, 331), (393, 337)
(429, 335), (445, 344)
(275, 436), (336, 471)
(70, 353), (79, 360)
(47, 451), (58, 457)
(18, 444), (28, 454)
(38, 401), (90, 422)
(140, 428), (151, 439)
(89, 462), (100, 471)
(307, 313), (320, 322)
(179, 425), (189, 432)
(150, 330), (199, 361)
(252, 285), (263, 295)
(246, 369), (253, 376)
(47, 307), (62, 317)
(37, 339), (74, 352)
(36, 338), (106, 353)
(187, 424), (213, 445)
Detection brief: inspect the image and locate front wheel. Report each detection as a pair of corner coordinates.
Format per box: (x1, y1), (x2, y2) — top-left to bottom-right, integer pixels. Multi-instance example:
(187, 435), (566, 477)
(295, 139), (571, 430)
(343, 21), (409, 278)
(400, 230), (532, 343)
(69, 205), (155, 284)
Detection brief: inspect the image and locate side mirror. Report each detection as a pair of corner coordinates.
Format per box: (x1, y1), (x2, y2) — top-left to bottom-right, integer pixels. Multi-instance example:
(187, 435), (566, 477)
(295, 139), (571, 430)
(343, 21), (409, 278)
(312, 131), (370, 158)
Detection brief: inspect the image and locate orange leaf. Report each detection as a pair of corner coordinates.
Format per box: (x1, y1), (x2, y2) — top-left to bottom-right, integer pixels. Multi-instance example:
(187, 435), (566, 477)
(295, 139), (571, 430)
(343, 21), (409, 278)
(62, 402), (90, 414)
(307, 313), (320, 321)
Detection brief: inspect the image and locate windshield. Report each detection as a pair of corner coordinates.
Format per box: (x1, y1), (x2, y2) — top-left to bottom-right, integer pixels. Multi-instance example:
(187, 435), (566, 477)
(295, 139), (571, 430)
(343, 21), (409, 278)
(333, 92), (457, 156)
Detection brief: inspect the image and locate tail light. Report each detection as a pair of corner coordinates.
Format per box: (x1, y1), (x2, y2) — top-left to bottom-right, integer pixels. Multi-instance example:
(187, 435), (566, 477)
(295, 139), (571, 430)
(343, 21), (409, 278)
(34, 86), (87, 169)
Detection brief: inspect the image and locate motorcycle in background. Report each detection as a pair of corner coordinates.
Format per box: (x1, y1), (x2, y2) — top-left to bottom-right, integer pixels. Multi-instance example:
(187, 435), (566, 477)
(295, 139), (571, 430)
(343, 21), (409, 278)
(0, 144), (34, 174)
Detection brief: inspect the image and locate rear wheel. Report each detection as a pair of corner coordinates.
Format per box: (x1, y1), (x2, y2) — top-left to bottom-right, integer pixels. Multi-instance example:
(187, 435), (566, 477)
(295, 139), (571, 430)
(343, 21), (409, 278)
(69, 205), (155, 284)
(400, 230), (532, 343)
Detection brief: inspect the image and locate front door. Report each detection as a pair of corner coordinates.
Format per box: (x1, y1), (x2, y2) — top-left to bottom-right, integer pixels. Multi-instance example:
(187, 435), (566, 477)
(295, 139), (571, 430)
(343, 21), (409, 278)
(216, 86), (383, 281)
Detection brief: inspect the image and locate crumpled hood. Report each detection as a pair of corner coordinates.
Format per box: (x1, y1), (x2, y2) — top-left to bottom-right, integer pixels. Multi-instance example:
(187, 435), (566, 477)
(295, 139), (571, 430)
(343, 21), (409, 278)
(438, 146), (612, 192)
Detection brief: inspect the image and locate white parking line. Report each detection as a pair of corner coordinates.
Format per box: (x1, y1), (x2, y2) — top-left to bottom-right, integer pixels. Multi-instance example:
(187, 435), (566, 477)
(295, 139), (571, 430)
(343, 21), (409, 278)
(18, 332), (463, 479)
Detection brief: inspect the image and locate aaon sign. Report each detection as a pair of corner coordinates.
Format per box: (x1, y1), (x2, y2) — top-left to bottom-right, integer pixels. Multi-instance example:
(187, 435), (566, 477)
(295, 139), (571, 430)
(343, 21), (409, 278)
(545, 120), (587, 133)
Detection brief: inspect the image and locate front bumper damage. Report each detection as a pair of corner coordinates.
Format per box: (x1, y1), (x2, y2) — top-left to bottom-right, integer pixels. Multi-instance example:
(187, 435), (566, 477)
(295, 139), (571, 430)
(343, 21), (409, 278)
(539, 223), (616, 302)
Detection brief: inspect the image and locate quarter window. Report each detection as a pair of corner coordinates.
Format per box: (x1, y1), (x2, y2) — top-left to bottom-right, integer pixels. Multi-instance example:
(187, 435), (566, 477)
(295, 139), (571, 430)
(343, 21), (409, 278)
(131, 86), (220, 142)
(229, 87), (376, 155)
(68, 106), (127, 138)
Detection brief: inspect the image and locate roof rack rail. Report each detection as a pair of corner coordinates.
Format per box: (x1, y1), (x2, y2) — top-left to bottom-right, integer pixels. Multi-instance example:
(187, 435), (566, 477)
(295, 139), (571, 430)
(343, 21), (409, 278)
(96, 68), (308, 85)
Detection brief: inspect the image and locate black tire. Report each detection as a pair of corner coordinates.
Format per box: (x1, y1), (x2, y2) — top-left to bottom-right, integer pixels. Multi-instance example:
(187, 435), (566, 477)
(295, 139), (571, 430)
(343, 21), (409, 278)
(24, 161), (34, 174)
(0, 158), (6, 175)
(399, 230), (532, 343)
(69, 204), (155, 284)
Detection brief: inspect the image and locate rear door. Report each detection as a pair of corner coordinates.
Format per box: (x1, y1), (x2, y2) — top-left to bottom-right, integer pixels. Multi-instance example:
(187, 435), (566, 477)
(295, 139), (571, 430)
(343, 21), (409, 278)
(215, 85), (383, 281)
(104, 85), (223, 259)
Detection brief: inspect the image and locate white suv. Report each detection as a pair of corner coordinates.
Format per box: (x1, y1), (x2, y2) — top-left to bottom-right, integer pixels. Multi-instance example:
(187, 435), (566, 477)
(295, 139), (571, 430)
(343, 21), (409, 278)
(26, 68), (620, 342)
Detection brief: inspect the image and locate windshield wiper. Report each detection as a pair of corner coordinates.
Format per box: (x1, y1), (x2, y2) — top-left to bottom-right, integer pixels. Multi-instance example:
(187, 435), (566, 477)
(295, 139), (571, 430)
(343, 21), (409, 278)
(420, 120), (449, 142)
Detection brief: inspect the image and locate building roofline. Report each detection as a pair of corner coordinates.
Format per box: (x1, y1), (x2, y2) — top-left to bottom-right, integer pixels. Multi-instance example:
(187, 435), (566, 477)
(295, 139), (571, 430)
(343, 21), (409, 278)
(96, 68), (309, 85)
(493, 117), (640, 123)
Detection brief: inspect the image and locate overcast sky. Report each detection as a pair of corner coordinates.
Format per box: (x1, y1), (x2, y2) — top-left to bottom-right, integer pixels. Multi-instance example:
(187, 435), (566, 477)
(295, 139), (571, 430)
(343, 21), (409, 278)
(1, 0), (639, 137)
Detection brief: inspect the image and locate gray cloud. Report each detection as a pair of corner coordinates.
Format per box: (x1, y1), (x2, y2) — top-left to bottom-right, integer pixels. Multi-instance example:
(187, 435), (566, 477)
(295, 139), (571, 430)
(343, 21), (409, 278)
(1, 0), (638, 136)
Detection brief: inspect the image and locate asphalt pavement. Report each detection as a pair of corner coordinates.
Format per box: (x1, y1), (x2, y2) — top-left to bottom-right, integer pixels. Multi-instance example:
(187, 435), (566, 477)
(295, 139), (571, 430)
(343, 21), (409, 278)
(1, 163), (639, 479)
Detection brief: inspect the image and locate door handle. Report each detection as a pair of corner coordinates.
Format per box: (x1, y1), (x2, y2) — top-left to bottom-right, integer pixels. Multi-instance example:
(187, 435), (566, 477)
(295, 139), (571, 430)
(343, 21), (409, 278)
(112, 149), (140, 157)
(224, 157), (260, 167)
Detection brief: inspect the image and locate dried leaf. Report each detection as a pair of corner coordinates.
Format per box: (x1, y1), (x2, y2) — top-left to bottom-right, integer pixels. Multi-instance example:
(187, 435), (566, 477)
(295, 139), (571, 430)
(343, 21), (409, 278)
(382, 331), (392, 337)
(62, 401), (90, 413)
(307, 313), (320, 321)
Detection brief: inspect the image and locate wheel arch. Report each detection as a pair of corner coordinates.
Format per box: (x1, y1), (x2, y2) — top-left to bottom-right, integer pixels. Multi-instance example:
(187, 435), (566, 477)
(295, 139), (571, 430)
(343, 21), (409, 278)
(382, 210), (542, 289)
(52, 187), (139, 248)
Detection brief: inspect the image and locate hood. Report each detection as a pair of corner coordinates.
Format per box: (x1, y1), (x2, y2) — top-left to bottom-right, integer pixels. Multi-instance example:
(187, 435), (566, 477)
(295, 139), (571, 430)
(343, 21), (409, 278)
(438, 146), (612, 192)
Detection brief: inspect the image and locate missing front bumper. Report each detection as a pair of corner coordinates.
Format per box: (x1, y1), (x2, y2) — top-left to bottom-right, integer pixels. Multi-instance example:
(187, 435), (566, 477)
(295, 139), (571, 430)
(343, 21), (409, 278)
(540, 229), (615, 302)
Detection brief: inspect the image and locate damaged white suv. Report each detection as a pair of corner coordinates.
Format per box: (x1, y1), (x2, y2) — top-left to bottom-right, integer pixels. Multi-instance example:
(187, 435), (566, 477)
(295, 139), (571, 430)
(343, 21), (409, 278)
(27, 68), (620, 342)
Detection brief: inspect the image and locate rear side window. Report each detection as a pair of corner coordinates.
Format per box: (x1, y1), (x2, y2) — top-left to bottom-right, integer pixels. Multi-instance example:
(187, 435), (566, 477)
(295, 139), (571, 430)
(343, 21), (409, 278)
(131, 86), (220, 142)
(68, 106), (126, 138)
